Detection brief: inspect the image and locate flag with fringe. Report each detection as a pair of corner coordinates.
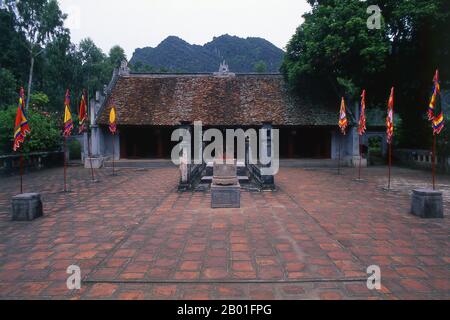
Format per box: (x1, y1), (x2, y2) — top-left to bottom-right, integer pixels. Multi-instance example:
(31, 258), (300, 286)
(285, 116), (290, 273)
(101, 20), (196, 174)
(386, 87), (395, 144)
(63, 90), (73, 137)
(13, 88), (31, 151)
(78, 91), (87, 134)
(109, 106), (117, 134)
(427, 70), (444, 135)
(338, 97), (348, 135)
(358, 89), (367, 136)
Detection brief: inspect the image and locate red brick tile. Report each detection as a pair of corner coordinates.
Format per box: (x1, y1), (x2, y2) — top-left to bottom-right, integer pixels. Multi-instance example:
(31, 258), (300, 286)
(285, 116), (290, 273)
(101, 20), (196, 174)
(320, 291), (343, 300)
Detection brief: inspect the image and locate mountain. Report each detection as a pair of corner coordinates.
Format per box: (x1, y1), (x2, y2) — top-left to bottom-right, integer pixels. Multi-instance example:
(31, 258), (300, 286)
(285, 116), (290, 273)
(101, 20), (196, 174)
(129, 34), (284, 73)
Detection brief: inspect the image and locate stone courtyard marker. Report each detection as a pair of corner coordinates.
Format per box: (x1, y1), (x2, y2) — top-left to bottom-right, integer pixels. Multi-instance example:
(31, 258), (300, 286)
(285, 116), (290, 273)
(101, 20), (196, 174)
(411, 189), (443, 218)
(211, 161), (241, 208)
(11, 193), (43, 221)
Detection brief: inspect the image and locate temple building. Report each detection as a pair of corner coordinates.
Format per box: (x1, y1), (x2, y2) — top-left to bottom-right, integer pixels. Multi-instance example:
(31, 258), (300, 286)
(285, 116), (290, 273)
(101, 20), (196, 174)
(87, 61), (387, 189)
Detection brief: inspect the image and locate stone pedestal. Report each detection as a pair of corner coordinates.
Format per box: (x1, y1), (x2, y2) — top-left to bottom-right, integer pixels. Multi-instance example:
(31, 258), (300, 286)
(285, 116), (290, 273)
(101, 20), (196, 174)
(11, 193), (43, 221)
(411, 189), (443, 218)
(84, 157), (104, 169)
(346, 156), (367, 168)
(211, 161), (241, 208)
(211, 184), (241, 208)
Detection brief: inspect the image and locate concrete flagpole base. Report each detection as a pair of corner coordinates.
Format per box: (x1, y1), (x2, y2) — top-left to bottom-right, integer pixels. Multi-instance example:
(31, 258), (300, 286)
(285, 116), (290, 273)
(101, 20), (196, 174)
(411, 189), (444, 219)
(11, 193), (43, 221)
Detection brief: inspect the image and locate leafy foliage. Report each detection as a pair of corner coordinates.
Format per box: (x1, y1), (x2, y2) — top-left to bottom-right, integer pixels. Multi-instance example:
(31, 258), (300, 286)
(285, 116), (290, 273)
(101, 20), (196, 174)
(281, 0), (388, 101)
(0, 106), (61, 155)
(282, 0), (450, 148)
(0, 68), (17, 109)
(29, 92), (49, 110)
(254, 61), (268, 73)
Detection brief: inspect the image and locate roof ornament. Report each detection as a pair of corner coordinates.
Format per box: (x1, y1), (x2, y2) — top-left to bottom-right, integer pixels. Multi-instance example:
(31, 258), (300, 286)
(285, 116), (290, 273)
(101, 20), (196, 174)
(119, 59), (130, 76)
(214, 60), (235, 77)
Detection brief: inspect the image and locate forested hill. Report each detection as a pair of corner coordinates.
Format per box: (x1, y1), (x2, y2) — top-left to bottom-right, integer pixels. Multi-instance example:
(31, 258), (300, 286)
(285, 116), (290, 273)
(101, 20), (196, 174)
(130, 34), (285, 73)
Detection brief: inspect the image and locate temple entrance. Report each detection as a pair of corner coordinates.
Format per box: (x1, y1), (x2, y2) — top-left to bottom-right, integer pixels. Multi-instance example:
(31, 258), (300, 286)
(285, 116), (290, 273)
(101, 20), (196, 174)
(120, 126), (176, 159)
(119, 125), (333, 160)
(279, 126), (332, 159)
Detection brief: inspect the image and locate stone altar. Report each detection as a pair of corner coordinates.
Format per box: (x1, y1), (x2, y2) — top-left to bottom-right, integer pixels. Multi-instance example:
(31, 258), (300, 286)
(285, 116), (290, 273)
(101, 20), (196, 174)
(211, 161), (240, 208)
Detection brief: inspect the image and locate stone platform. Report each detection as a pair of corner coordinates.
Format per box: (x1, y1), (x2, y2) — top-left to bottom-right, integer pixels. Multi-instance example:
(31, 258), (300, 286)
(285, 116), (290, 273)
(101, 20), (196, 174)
(0, 166), (448, 300)
(11, 193), (43, 221)
(411, 189), (443, 218)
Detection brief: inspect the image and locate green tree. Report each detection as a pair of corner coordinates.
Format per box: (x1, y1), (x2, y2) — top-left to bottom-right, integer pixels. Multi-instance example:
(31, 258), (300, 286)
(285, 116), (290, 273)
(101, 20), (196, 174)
(78, 38), (110, 96)
(0, 9), (29, 83)
(0, 106), (61, 155)
(281, 0), (389, 102)
(108, 45), (127, 68)
(377, 0), (450, 147)
(282, 0), (449, 148)
(4, 0), (67, 109)
(39, 32), (83, 111)
(254, 61), (267, 73)
(0, 68), (17, 109)
(29, 92), (49, 110)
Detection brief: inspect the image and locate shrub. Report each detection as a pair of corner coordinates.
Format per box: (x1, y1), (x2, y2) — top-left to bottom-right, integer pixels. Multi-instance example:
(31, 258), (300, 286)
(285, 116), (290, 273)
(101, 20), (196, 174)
(68, 139), (81, 160)
(0, 105), (62, 155)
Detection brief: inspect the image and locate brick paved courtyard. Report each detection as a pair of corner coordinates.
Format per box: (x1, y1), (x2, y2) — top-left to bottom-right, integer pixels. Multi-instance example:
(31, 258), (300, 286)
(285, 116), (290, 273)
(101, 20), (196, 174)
(0, 165), (448, 300)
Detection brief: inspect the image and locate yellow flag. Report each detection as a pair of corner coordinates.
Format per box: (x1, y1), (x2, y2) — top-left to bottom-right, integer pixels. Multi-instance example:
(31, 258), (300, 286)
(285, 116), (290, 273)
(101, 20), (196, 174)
(109, 106), (117, 134)
(63, 90), (73, 137)
(109, 106), (116, 124)
(64, 105), (72, 123)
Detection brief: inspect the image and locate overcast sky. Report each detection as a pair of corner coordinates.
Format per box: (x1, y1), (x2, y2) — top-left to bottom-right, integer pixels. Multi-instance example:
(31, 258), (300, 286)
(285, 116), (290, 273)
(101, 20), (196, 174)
(58, 0), (311, 59)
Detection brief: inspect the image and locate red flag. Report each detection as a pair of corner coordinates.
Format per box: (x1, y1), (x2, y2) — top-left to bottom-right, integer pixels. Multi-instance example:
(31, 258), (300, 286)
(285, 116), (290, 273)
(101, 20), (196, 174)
(78, 91), (87, 134)
(338, 97), (348, 135)
(427, 70), (440, 121)
(358, 89), (367, 136)
(427, 70), (444, 135)
(13, 88), (31, 152)
(386, 87), (395, 144)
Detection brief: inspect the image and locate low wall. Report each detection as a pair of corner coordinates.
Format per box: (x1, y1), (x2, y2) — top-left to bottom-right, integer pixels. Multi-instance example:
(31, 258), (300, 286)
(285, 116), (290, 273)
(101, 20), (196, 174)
(0, 151), (64, 176)
(395, 149), (450, 173)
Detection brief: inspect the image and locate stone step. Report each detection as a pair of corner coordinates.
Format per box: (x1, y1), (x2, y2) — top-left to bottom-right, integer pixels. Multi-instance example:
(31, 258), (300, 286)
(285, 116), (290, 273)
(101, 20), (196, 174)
(205, 162), (247, 176)
(279, 159), (340, 168)
(201, 175), (249, 182)
(104, 160), (175, 169)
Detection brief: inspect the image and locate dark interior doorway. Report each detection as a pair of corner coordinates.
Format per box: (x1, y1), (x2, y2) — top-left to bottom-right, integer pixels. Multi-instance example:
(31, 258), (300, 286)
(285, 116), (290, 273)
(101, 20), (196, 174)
(279, 126), (332, 159)
(120, 126), (176, 159)
(119, 125), (333, 160)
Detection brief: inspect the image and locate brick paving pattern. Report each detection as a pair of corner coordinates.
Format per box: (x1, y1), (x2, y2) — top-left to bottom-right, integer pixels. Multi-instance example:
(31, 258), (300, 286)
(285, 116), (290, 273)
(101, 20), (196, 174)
(0, 165), (448, 299)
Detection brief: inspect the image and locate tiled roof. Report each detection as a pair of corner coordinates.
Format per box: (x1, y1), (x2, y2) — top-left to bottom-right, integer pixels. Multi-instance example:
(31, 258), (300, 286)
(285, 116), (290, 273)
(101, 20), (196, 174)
(97, 74), (337, 126)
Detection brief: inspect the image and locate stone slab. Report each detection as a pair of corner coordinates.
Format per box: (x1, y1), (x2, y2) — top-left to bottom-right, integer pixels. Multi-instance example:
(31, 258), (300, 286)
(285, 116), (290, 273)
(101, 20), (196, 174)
(11, 193), (43, 221)
(411, 189), (443, 219)
(84, 157), (104, 169)
(211, 183), (241, 208)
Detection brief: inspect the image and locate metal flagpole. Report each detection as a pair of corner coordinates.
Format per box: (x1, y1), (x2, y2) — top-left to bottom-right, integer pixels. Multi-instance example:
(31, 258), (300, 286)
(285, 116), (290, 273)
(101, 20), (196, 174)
(388, 142), (392, 190)
(338, 135), (342, 175)
(64, 136), (67, 192)
(20, 153), (23, 194)
(112, 133), (115, 176)
(432, 134), (436, 190)
(86, 89), (95, 182)
(358, 135), (362, 180)
(88, 132), (95, 181)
